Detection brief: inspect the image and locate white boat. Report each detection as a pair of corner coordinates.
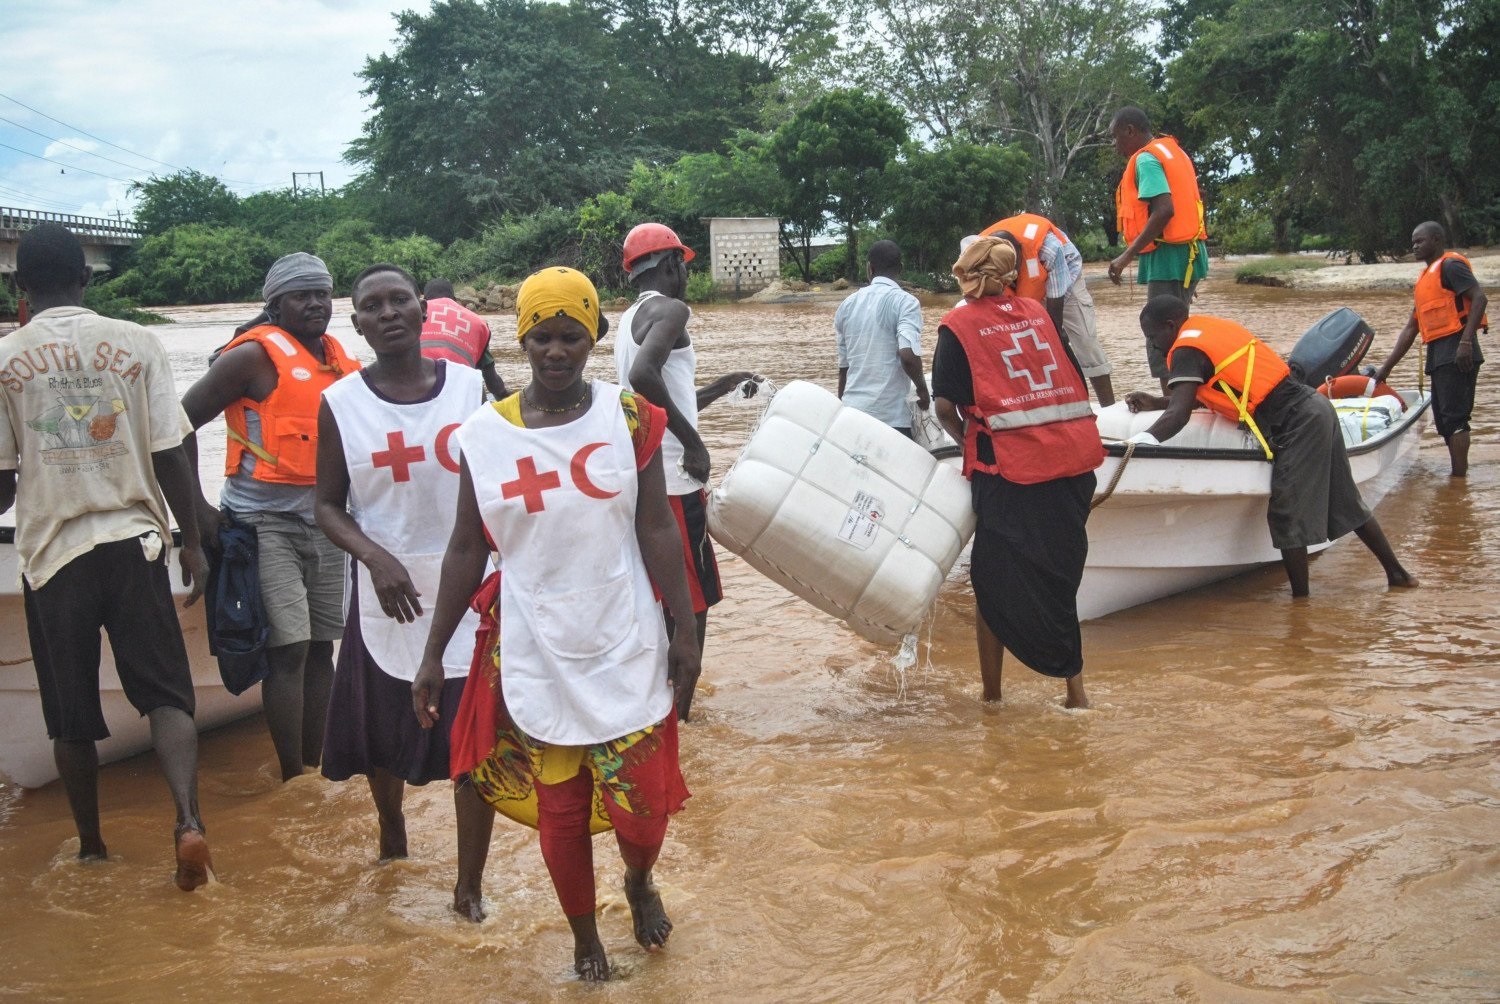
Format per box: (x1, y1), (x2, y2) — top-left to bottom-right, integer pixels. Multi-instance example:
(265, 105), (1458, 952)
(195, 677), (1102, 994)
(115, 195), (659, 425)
(1079, 389), (1429, 620)
(0, 527), (264, 788)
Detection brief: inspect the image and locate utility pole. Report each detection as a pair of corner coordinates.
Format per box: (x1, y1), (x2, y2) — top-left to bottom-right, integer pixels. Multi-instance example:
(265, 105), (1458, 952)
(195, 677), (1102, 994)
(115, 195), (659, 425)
(292, 171), (326, 197)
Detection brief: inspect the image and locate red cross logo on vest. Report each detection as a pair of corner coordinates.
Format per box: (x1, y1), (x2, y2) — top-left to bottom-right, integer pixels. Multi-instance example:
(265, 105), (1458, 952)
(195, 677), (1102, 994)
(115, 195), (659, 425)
(427, 302), (473, 338)
(372, 431), (427, 482)
(1000, 327), (1058, 392)
(502, 456), (563, 513)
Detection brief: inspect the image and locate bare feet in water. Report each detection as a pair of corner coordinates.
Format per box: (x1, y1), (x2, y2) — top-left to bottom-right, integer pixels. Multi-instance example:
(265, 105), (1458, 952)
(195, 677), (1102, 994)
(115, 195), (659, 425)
(625, 870), (672, 951)
(1065, 674), (1089, 710)
(452, 883), (485, 923)
(1388, 569), (1419, 588)
(173, 825), (213, 891)
(567, 913), (610, 981)
(377, 815), (408, 863)
(78, 839), (108, 861)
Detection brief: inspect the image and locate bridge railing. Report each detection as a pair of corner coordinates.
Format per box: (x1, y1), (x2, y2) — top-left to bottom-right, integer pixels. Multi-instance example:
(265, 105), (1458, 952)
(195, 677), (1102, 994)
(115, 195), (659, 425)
(0, 206), (142, 240)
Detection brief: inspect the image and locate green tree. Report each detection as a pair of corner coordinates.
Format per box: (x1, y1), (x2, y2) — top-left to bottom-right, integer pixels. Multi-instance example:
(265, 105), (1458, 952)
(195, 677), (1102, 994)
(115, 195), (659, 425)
(845, 0), (1154, 231)
(129, 170), (241, 236)
(771, 89), (908, 280)
(113, 224), (275, 305)
(883, 141), (1032, 275)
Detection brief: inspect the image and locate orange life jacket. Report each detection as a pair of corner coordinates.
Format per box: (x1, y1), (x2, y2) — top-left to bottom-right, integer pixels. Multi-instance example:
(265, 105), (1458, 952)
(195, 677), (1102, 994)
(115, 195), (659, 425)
(940, 294), (1102, 484)
(1413, 251), (1489, 343)
(1167, 315), (1290, 459)
(222, 325), (361, 485)
(1116, 136), (1207, 253)
(979, 213), (1071, 302)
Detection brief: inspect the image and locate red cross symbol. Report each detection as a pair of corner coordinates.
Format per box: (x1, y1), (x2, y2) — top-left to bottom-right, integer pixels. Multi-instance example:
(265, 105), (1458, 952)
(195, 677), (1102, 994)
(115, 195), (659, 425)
(427, 302), (473, 338)
(371, 430), (427, 483)
(502, 456), (562, 513)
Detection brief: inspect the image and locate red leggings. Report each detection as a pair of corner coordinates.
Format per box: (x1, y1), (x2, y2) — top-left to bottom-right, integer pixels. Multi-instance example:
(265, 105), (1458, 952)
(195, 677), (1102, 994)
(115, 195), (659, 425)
(535, 768), (670, 917)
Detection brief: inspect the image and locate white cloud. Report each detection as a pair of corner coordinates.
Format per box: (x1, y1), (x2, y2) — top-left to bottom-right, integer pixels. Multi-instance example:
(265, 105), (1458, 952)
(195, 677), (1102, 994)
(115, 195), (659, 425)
(1, 0), (420, 219)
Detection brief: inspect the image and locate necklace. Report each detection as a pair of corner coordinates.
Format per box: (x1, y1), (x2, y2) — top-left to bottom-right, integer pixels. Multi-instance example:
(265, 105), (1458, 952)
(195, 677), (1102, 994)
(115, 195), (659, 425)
(523, 384), (591, 414)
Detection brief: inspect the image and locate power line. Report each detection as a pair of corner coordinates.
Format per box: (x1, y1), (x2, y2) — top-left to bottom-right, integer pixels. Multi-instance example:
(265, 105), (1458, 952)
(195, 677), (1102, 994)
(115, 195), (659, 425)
(0, 90), (188, 173)
(0, 114), (166, 175)
(0, 140), (139, 183)
(0, 184), (87, 213)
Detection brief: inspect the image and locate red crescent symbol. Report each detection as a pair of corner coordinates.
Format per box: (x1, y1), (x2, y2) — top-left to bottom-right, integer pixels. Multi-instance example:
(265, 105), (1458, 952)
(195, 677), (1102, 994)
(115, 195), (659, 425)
(571, 442), (619, 500)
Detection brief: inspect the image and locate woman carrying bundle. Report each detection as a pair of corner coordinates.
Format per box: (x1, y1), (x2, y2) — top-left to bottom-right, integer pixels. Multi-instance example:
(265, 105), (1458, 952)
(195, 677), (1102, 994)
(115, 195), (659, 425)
(932, 237), (1104, 709)
(412, 266), (701, 980)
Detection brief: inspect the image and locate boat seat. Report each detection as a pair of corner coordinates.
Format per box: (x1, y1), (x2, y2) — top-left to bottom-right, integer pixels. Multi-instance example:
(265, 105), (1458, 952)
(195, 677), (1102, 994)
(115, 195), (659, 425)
(1094, 402), (1258, 450)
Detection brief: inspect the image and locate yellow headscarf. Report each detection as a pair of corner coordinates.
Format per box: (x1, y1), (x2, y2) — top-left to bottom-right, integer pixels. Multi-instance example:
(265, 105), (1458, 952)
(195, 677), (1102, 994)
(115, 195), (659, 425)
(515, 267), (601, 343)
(952, 236), (1019, 300)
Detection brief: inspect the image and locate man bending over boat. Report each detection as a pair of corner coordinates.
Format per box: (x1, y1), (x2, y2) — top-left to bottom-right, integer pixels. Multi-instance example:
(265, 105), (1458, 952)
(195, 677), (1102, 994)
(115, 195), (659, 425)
(1125, 296), (1417, 597)
(0, 224), (213, 889)
(181, 253), (361, 780)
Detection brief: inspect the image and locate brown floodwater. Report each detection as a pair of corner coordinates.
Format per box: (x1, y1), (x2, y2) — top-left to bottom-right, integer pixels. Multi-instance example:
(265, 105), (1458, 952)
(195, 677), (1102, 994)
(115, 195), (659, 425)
(1, 272), (1496, 1001)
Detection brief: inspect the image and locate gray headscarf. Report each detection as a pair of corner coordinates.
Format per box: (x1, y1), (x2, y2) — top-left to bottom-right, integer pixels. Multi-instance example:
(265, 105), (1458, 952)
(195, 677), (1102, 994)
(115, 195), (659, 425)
(262, 252), (333, 304)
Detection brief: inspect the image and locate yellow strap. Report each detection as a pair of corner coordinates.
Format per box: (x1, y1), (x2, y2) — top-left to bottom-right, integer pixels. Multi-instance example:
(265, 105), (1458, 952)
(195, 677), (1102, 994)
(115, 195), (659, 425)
(225, 424), (278, 466)
(1182, 201), (1206, 289)
(1211, 343), (1275, 459)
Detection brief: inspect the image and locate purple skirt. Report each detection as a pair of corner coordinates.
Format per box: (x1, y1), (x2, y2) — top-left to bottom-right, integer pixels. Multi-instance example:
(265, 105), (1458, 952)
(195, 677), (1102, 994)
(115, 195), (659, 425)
(321, 575), (465, 785)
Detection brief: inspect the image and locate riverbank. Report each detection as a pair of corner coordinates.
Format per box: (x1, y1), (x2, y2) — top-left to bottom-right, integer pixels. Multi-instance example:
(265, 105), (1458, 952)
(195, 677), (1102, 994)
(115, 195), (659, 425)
(1235, 248), (1500, 292)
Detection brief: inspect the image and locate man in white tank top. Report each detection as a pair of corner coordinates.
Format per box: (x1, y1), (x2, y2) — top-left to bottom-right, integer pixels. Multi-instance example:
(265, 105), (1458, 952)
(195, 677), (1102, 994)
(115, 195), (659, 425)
(614, 223), (755, 716)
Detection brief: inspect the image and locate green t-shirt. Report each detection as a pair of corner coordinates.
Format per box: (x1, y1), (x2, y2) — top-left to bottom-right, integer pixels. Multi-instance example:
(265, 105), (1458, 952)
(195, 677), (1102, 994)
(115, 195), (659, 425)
(1132, 151), (1208, 285)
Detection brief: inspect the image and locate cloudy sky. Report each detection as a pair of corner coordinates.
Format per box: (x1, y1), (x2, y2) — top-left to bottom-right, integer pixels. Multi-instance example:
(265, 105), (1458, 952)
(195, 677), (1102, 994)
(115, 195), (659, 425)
(3, 0), (424, 222)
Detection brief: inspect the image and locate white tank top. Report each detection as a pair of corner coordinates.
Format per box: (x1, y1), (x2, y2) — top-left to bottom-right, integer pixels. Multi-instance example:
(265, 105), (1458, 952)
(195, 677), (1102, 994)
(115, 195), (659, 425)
(322, 363), (486, 680)
(615, 289), (703, 495)
(455, 381), (672, 744)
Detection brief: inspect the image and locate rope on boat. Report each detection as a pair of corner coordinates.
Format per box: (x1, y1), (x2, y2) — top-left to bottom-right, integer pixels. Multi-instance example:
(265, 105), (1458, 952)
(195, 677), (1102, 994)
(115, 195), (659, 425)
(1090, 440), (1137, 512)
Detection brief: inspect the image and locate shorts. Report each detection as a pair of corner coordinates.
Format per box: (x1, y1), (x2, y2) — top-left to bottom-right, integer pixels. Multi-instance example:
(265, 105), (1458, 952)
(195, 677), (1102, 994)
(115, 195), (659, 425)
(236, 510), (346, 648)
(23, 534), (195, 743)
(1060, 276), (1111, 378)
(668, 490), (722, 613)
(1144, 279), (1200, 379)
(1429, 362), (1480, 440)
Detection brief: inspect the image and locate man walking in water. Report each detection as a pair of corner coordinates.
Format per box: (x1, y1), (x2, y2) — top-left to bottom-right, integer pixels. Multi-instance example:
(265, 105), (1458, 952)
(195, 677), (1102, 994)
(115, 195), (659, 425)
(0, 224), (213, 889)
(614, 222), (752, 718)
(181, 253), (361, 780)
(1372, 221), (1487, 477)
(834, 239), (931, 435)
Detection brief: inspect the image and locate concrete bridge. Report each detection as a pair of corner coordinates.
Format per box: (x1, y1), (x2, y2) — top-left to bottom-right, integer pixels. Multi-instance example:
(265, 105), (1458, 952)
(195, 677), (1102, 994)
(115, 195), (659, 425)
(0, 207), (141, 276)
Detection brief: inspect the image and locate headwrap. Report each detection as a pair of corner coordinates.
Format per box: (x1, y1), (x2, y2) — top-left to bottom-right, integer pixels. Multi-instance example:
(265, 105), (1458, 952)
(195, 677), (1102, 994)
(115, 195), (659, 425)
(952, 236), (1018, 300)
(515, 267), (601, 343)
(262, 252), (332, 304)
(958, 234), (982, 254)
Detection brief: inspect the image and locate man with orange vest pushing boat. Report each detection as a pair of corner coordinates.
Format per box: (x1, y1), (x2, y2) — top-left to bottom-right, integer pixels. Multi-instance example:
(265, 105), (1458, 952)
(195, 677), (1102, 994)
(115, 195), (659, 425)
(181, 253), (361, 782)
(1108, 107), (1210, 391)
(977, 214), (1116, 406)
(1371, 221), (1487, 477)
(1125, 296), (1416, 598)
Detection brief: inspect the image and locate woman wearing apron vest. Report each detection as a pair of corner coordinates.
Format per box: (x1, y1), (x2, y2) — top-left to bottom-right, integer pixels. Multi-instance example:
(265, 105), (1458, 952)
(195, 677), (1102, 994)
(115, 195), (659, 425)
(313, 264), (495, 921)
(932, 237), (1104, 710)
(412, 266), (702, 981)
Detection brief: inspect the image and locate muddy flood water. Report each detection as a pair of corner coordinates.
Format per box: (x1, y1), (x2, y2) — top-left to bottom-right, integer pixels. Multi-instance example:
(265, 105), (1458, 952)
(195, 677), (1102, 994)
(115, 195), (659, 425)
(1, 272), (1496, 1001)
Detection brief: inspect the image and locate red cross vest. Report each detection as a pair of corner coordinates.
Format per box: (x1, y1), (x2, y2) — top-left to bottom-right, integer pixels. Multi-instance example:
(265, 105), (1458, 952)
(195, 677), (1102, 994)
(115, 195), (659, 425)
(1414, 251), (1489, 343)
(979, 213), (1070, 301)
(1166, 315), (1291, 460)
(455, 380), (672, 745)
(222, 325), (360, 484)
(322, 363), (486, 680)
(420, 297), (493, 367)
(941, 295), (1103, 484)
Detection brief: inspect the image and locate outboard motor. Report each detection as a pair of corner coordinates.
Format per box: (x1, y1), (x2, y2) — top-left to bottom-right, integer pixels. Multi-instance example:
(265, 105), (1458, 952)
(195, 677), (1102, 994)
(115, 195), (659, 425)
(1287, 307), (1374, 386)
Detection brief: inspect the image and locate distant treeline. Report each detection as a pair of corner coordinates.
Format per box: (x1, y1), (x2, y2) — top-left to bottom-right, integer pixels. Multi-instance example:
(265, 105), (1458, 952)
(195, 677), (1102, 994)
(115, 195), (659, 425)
(100, 0), (1498, 306)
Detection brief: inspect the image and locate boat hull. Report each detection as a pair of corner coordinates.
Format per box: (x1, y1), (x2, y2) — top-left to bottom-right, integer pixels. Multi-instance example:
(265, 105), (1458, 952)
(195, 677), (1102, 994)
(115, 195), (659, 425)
(0, 542), (263, 789)
(1079, 391), (1429, 620)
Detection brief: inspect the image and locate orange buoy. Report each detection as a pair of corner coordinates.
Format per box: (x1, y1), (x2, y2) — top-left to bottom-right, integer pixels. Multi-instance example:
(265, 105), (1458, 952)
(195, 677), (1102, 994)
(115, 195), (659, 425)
(1317, 374), (1404, 406)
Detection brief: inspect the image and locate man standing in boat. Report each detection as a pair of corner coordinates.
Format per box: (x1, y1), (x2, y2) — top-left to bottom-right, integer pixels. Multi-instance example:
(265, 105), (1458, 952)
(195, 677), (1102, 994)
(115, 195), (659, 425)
(1107, 107), (1210, 391)
(614, 222), (753, 718)
(834, 240), (931, 436)
(1371, 221), (1487, 478)
(180, 253), (360, 781)
(1125, 296), (1417, 597)
(0, 224), (213, 889)
(978, 217), (1115, 406)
